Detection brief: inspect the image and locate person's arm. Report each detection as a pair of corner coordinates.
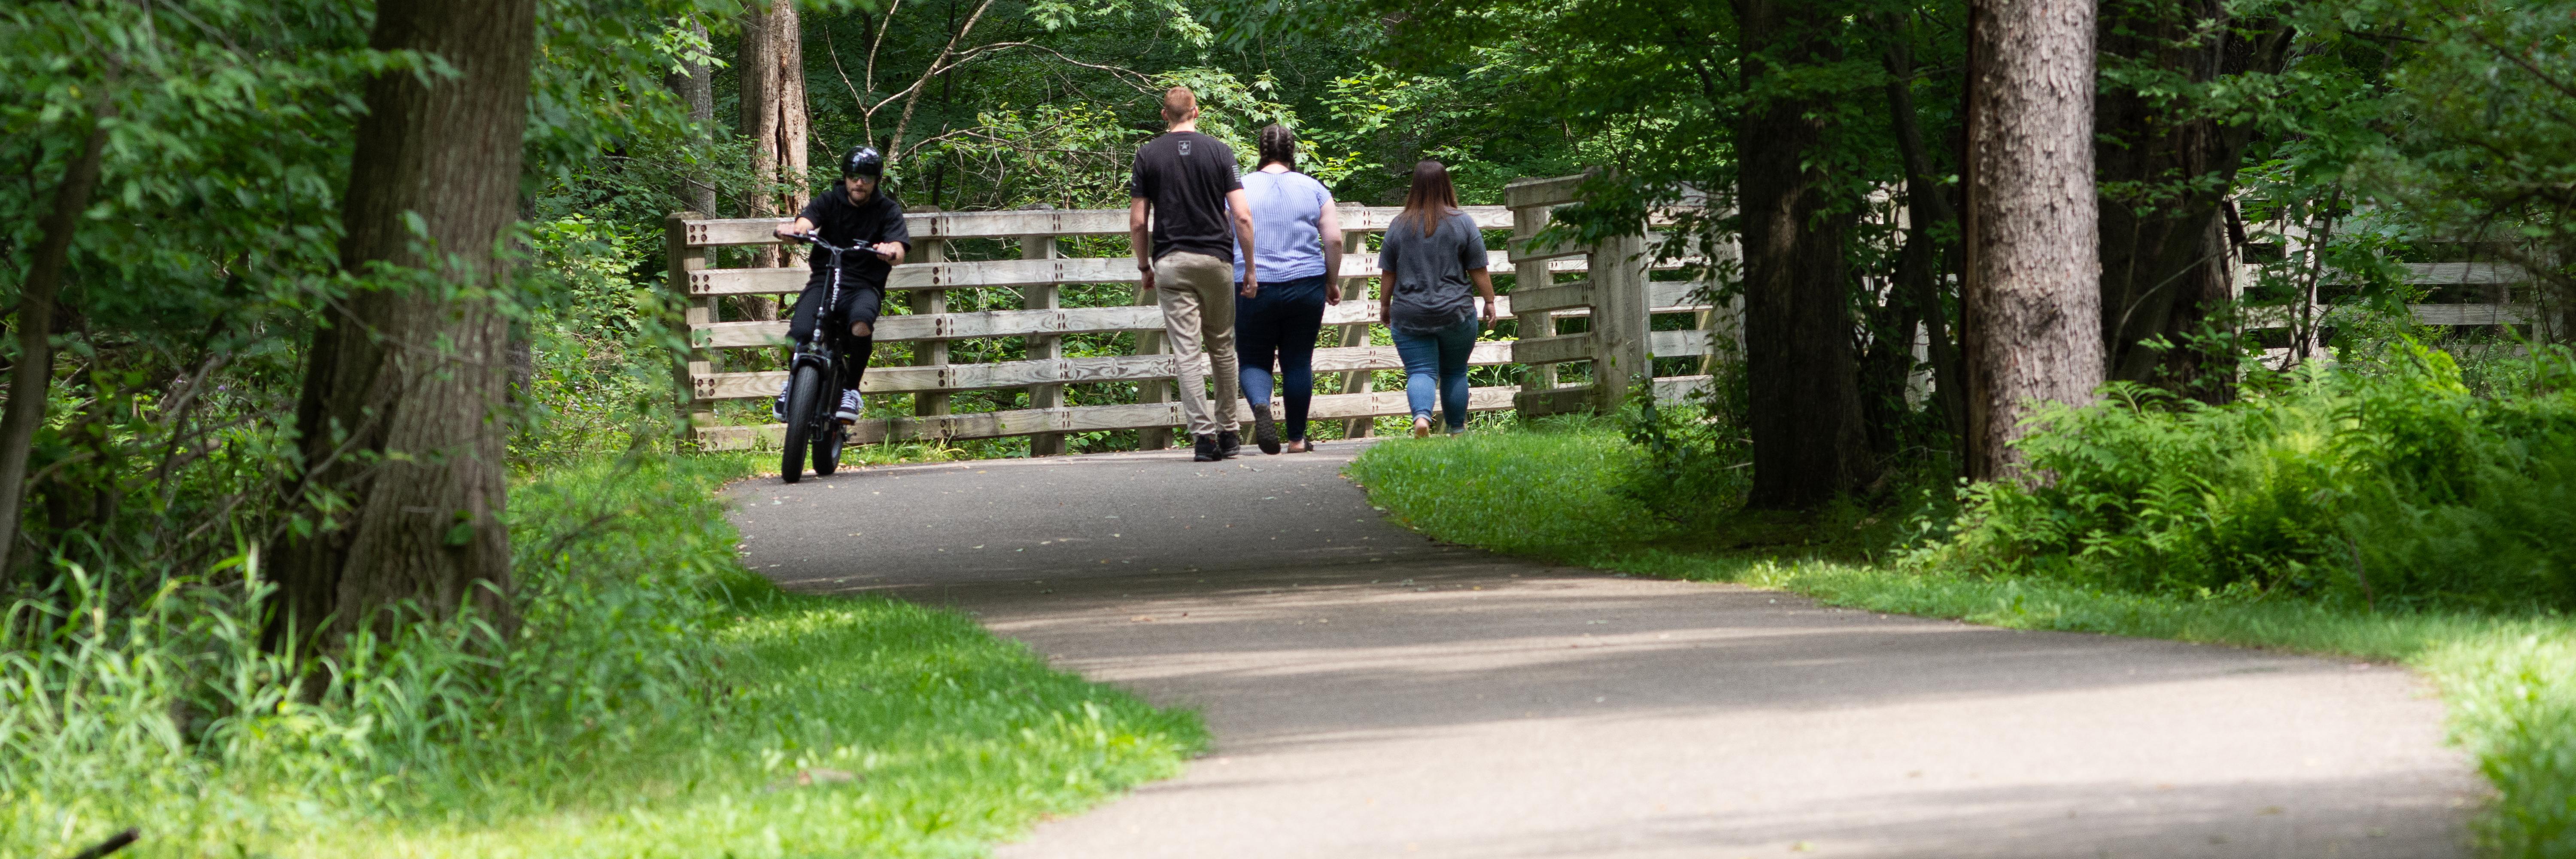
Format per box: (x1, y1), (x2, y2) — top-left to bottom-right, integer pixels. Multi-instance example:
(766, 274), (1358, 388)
(1460, 215), (1496, 325)
(1471, 268), (1498, 326)
(1228, 187), (1258, 298)
(874, 201), (911, 262)
(1318, 194), (1343, 306)
(773, 216), (816, 240)
(1129, 196), (1155, 291)
(1377, 233), (1398, 327)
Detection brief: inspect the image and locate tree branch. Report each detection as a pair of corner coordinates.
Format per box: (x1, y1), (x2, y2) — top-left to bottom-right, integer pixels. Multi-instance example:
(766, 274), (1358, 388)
(888, 0), (999, 165)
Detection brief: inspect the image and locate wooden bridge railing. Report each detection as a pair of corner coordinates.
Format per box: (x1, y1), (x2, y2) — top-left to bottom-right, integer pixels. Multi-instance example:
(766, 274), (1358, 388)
(664, 173), (1724, 452)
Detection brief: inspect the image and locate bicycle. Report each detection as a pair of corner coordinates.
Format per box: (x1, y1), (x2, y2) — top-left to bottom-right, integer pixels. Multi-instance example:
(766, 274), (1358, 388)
(777, 232), (863, 483)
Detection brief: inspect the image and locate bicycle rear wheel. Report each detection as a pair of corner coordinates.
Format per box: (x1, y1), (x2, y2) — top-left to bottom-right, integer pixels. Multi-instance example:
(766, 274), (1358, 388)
(779, 365), (825, 483)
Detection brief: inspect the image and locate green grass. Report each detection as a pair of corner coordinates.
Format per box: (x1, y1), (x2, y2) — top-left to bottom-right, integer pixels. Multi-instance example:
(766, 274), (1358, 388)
(313, 591), (1207, 859)
(5, 453), (1205, 859)
(1348, 422), (2576, 858)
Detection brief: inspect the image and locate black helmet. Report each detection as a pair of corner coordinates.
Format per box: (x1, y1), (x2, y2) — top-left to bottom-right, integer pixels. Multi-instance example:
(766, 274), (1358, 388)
(840, 146), (884, 180)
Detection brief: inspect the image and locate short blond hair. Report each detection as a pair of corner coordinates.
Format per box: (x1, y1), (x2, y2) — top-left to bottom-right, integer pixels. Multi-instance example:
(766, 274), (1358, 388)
(1160, 86), (1198, 121)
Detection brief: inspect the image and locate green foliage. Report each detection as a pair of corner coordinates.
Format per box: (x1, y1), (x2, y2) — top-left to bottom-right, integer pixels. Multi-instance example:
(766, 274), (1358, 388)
(1922, 344), (2576, 612)
(1612, 382), (1750, 528)
(2, 451), (1202, 857)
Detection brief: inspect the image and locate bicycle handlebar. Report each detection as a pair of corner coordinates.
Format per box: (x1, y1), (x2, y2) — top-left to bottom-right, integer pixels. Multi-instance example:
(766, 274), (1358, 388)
(781, 231), (856, 255)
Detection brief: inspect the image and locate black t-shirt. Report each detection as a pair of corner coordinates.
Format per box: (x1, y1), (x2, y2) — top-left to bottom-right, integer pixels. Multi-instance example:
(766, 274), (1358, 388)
(1129, 131), (1242, 261)
(796, 186), (912, 287)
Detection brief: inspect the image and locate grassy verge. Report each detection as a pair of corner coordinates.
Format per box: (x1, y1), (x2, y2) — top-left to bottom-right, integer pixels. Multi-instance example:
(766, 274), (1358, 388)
(325, 589), (1207, 858)
(1347, 422), (2576, 857)
(6, 453), (1204, 858)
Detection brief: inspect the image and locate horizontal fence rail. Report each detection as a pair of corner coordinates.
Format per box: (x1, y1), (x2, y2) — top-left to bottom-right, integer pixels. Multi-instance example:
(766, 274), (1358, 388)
(2249, 258), (2553, 367)
(667, 176), (1727, 452)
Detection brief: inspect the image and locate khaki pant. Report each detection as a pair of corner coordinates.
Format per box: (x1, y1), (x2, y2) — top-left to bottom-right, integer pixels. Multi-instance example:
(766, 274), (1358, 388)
(1154, 251), (1243, 439)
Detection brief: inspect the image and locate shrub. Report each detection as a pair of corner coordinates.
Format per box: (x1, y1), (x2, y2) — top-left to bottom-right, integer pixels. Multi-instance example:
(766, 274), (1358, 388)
(1612, 381), (1752, 525)
(1919, 341), (2576, 611)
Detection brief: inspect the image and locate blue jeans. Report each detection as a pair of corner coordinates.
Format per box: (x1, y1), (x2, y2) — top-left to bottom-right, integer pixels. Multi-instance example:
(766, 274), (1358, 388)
(1236, 274), (1328, 440)
(1393, 316), (1478, 432)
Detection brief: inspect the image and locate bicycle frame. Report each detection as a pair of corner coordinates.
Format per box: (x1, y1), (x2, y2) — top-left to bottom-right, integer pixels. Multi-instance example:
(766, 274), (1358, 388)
(789, 234), (857, 380)
(776, 232), (871, 481)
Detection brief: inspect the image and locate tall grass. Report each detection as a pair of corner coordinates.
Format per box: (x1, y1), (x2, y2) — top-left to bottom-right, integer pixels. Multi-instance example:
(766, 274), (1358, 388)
(2, 452), (1204, 857)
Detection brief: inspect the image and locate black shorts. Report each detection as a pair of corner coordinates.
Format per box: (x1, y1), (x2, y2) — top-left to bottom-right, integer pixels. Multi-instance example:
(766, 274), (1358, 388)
(787, 271), (885, 343)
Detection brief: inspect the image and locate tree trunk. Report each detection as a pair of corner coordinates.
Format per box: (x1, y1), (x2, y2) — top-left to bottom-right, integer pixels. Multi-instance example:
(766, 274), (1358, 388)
(0, 119), (110, 583)
(665, 18), (719, 216)
(1736, 0), (1877, 508)
(1880, 15), (1971, 464)
(267, 0), (535, 650)
(1964, 0), (2103, 481)
(739, 0), (810, 276)
(2095, 3), (2290, 403)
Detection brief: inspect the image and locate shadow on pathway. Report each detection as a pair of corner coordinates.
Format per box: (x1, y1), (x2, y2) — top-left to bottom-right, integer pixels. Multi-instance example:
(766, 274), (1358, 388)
(730, 443), (2481, 858)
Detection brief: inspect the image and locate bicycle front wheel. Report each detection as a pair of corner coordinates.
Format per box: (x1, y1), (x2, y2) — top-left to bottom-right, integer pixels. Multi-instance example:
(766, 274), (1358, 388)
(813, 419), (845, 476)
(779, 365), (825, 483)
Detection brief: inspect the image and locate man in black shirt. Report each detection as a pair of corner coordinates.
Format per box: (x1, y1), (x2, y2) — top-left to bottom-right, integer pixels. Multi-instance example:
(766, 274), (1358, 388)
(1130, 86), (1260, 461)
(774, 146), (911, 422)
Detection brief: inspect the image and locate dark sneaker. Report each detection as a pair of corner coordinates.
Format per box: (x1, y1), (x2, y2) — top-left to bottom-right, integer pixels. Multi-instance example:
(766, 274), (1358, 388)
(835, 389), (862, 423)
(1250, 404), (1282, 455)
(1218, 430), (1242, 459)
(1193, 433), (1222, 462)
(772, 378), (790, 421)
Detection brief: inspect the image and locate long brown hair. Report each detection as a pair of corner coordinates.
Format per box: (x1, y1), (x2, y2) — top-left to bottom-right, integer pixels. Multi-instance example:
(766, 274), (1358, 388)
(1256, 124), (1297, 171)
(1397, 159), (1459, 237)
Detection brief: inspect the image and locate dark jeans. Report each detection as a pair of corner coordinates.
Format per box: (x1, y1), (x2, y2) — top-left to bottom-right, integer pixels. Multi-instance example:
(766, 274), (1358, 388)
(1235, 274), (1328, 439)
(1393, 315), (1478, 431)
(786, 269), (883, 391)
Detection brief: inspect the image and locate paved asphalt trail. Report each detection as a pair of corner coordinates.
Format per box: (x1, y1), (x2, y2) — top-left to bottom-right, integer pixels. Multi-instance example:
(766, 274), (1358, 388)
(729, 442), (2482, 858)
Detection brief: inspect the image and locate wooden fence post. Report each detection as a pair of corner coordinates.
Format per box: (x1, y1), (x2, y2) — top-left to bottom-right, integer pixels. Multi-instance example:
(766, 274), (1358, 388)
(1020, 204), (1066, 456)
(1589, 230), (1652, 413)
(1335, 202), (1374, 438)
(907, 205), (949, 423)
(1509, 200), (1558, 411)
(665, 211), (714, 445)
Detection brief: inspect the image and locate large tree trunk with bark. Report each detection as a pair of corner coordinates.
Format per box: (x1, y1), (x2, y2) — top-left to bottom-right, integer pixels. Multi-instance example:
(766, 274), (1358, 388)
(666, 18), (719, 216)
(267, 0), (535, 651)
(0, 117), (110, 583)
(1963, 0), (2104, 481)
(739, 0), (810, 275)
(1736, 0), (1878, 508)
(2095, 2), (2290, 402)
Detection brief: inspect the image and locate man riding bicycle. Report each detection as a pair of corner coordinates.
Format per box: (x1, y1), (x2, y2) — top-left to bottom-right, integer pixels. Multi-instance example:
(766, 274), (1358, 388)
(774, 146), (911, 422)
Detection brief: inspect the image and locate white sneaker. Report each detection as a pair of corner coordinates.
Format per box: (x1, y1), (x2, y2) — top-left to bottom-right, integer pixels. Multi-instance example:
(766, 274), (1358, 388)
(772, 378), (790, 421)
(835, 390), (862, 423)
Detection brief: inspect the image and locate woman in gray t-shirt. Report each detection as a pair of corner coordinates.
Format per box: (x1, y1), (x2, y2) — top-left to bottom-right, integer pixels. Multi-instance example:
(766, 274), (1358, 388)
(1378, 160), (1498, 436)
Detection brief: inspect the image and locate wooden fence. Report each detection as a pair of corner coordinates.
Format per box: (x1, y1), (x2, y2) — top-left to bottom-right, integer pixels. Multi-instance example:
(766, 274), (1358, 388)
(664, 173), (1722, 452)
(2242, 251), (2552, 366)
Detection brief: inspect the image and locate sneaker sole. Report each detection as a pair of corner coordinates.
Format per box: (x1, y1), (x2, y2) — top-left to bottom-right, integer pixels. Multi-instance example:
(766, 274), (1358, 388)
(1252, 409), (1282, 455)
